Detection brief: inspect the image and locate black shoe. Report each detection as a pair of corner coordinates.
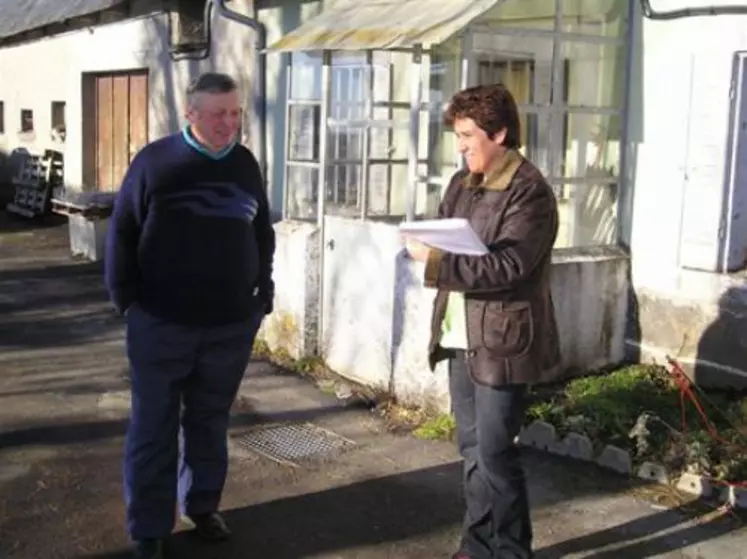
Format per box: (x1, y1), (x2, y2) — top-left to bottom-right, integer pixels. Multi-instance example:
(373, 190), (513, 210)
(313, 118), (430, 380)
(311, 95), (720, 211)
(133, 539), (166, 559)
(186, 512), (232, 542)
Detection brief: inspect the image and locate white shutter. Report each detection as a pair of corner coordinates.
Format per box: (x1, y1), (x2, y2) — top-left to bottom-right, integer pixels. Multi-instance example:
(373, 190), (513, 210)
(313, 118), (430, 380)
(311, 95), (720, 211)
(721, 52), (747, 272)
(678, 54), (731, 272)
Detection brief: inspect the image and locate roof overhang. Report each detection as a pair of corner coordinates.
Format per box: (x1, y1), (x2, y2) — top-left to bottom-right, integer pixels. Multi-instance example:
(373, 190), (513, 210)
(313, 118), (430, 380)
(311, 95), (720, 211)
(265, 0), (501, 52)
(0, 0), (127, 41)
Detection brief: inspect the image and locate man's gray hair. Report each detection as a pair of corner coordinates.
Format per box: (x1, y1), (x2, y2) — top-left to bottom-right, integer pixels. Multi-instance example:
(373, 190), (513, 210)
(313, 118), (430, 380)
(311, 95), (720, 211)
(187, 72), (238, 104)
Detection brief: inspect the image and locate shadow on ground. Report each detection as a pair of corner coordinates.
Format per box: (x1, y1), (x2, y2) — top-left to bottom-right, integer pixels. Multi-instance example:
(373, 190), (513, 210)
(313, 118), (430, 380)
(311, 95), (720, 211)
(535, 505), (744, 559)
(82, 450), (744, 559)
(90, 463), (466, 559)
(0, 210), (68, 236)
(0, 254), (116, 350)
(0, 399), (367, 450)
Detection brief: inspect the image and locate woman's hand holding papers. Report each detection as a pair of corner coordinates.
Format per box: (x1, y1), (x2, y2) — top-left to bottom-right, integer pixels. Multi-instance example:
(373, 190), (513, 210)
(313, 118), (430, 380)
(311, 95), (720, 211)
(402, 235), (431, 263)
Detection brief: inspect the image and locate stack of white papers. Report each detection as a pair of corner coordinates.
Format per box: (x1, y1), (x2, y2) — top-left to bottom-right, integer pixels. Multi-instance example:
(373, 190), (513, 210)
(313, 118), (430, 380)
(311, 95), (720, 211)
(399, 218), (488, 256)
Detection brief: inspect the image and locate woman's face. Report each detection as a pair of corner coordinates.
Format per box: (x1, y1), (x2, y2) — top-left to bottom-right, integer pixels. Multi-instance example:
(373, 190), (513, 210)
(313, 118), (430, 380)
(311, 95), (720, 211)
(453, 117), (507, 174)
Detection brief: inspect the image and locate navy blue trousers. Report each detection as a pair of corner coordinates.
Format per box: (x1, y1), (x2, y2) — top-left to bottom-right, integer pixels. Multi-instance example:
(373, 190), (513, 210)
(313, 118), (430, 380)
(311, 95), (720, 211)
(123, 303), (263, 541)
(449, 351), (532, 559)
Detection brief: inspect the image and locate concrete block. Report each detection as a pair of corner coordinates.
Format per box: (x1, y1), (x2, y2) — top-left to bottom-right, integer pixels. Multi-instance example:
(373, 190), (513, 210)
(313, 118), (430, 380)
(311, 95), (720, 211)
(555, 432), (594, 461)
(676, 472), (713, 498)
(258, 220), (319, 359)
(518, 421), (558, 451)
(551, 247), (629, 374)
(725, 486), (747, 509)
(595, 444), (632, 475)
(637, 461), (669, 484)
(632, 285), (747, 390)
(68, 215), (109, 262)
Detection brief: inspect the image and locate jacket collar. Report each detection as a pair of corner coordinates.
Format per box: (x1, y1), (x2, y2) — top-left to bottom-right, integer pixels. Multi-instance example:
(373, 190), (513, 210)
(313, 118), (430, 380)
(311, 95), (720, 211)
(465, 149), (524, 191)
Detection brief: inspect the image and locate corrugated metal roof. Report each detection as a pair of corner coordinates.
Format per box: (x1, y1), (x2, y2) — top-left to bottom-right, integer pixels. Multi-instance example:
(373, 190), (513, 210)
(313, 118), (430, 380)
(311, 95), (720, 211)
(0, 0), (127, 40)
(265, 0), (502, 52)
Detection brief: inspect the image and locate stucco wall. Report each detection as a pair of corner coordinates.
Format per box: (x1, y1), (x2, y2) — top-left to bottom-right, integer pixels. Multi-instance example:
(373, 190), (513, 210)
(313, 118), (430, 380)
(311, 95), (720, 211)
(258, 220), (320, 358)
(627, 2), (747, 282)
(624, 2), (747, 385)
(262, 219), (630, 411)
(0, 0), (308, 213)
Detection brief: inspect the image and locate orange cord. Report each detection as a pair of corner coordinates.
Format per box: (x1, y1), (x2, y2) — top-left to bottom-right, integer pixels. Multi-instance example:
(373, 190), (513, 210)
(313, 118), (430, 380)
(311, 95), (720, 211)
(665, 356), (747, 491)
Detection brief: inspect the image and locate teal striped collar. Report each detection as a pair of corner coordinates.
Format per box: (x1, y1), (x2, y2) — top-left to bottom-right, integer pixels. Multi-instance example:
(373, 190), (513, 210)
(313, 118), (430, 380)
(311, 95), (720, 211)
(181, 126), (236, 160)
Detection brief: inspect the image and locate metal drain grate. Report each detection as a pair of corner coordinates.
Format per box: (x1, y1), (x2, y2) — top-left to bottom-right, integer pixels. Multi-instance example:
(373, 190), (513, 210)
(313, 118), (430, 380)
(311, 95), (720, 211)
(233, 422), (355, 465)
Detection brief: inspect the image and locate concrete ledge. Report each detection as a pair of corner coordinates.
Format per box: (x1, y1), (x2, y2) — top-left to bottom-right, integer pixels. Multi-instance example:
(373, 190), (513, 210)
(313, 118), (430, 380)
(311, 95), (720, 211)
(637, 461), (669, 484)
(263, 219), (630, 411)
(677, 472), (713, 499)
(551, 246), (629, 374)
(259, 220), (319, 359)
(515, 421), (746, 509)
(518, 421), (558, 451)
(554, 432), (595, 461)
(628, 280), (747, 390)
(68, 215), (109, 262)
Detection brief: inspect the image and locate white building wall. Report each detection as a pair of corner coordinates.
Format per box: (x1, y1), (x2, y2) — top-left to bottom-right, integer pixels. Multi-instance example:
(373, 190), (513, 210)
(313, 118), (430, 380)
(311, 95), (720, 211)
(626, 1), (747, 386)
(261, 220), (630, 411)
(0, 1), (290, 203)
(628, 1), (747, 295)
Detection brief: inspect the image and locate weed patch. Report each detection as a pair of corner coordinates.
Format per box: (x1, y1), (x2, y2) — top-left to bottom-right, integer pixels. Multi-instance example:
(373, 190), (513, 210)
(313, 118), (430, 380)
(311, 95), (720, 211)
(527, 364), (747, 483)
(413, 414), (457, 441)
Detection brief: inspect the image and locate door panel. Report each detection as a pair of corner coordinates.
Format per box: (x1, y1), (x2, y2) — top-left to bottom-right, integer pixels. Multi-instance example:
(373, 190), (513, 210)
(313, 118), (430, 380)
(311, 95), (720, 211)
(678, 55), (731, 272)
(128, 73), (149, 161)
(112, 75), (130, 191)
(722, 53), (747, 272)
(83, 70), (149, 191)
(95, 75), (114, 190)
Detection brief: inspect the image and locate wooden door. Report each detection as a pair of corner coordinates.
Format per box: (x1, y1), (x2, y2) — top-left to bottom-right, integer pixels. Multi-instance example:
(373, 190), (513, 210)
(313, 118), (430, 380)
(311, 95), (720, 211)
(82, 70), (148, 191)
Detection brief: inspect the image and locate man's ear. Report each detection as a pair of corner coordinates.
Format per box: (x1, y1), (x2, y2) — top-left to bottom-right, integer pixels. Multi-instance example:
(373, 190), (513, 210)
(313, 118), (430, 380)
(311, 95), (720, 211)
(184, 101), (198, 123)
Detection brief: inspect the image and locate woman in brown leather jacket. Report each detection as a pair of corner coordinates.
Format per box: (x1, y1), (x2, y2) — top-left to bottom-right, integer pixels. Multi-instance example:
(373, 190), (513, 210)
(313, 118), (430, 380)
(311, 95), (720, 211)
(405, 84), (561, 559)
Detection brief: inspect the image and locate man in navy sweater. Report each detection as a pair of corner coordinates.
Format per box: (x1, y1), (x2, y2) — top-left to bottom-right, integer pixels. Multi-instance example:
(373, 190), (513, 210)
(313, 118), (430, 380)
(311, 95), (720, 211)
(105, 72), (275, 559)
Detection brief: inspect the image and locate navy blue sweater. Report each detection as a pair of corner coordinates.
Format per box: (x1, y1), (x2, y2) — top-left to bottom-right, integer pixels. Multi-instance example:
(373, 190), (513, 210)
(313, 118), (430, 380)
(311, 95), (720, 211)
(104, 130), (275, 326)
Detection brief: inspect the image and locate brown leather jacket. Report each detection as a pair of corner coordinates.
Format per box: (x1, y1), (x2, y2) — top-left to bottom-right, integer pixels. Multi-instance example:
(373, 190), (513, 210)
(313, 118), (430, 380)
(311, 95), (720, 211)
(425, 149), (562, 387)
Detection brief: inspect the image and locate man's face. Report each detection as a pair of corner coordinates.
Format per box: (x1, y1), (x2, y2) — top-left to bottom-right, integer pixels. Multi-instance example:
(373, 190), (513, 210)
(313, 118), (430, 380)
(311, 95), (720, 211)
(454, 117), (507, 174)
(186, 90), (241, 151)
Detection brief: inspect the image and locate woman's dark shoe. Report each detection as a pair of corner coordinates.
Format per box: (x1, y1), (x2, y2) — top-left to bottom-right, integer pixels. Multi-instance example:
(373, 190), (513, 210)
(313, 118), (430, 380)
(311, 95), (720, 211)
(186, 512), (232, 542)
(133, 539), (165, 559)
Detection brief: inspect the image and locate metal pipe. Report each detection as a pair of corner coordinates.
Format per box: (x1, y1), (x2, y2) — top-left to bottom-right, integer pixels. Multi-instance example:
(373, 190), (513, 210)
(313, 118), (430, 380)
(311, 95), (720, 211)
(360, 50), (373, 220)
(406, 44), (423, 221)
(457, 28), (474, 174)
(214, 0), (268, 187)
(316, 50), (333, 356)
(282, 62), (292, 220)
(616, 0), (637, 248)
(468, 21), (625, 45)
(640, 0), (747, 19)
(550, 0), (565, 210)
(720, 53), (747, 272)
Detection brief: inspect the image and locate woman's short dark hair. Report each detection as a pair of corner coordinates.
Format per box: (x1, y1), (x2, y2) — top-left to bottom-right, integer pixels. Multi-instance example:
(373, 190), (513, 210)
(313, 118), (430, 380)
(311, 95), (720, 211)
(444, 84), (522, 149)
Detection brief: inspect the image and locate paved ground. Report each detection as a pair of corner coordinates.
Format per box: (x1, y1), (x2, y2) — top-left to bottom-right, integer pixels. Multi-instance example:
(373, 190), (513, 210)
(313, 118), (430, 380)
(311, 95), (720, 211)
(0, 213), (745, 559)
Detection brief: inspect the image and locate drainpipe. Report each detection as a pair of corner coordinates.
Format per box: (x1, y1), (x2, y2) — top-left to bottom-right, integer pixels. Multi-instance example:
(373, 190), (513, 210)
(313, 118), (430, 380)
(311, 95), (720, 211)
(640, 0), (747, 19)
(214, 0), (268, 186)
